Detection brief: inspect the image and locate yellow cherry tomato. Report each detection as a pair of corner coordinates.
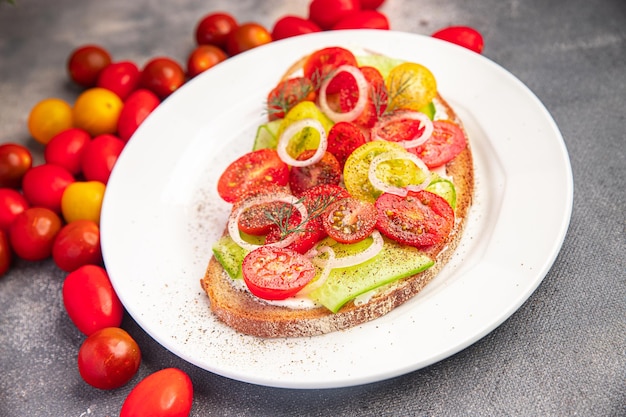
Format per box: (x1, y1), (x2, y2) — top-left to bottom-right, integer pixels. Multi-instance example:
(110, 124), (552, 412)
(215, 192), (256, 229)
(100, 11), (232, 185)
(72, 87), (123, 136)
(386, 62), (437, 112)
(61, 180), (106, 224)
(27, 98), (74, 144)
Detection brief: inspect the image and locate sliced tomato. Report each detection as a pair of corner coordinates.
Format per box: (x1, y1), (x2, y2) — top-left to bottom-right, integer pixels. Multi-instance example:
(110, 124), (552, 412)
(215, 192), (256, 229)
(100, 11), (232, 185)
(370, 109), (426, 143)
(266, 77), (316, 121)
(302, 47), (357, 91)
(242, 246), (316, 300)
(322, 197), (377, 243)
(340, 66), (388, 128)
(217, 148), (289, 203)
(410, 119), (468, 168)
(326, 121), (366, 169)
(375, 190), (454, 247)
(265, 184), (349, 253)
(289, 150), (341, 196)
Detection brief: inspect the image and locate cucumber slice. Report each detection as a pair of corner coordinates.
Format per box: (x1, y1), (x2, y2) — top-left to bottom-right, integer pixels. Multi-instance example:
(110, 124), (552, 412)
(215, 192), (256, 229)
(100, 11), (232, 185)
(309, 238), (434, 313)
(419, 101), (436, 120)
(356, 54), (405, 79)
(252, 119), (282, 150)
(212, 234), (263, 279)
(426, 178), (457, 210)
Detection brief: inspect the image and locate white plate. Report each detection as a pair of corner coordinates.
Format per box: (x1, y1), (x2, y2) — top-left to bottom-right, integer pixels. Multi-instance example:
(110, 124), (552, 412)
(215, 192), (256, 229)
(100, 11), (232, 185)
(101, 30), (572, 389)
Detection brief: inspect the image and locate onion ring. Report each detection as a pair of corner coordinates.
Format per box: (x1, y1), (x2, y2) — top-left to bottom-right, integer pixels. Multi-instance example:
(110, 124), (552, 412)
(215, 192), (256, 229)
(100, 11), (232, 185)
(371, 110), (434, 148)
(368, 151), (432, 197)
(276, 118), (328, 167)
(318, 65), (369, 123)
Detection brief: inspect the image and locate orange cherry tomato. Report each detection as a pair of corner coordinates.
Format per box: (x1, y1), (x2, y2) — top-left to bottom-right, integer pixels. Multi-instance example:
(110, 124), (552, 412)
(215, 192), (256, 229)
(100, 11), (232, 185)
(0, 143), (32, 188)
(226, 22), (272, 56)
(73, 87), (124, 137)
(27, 98), (74, 145)
(186, 44), (228, 78)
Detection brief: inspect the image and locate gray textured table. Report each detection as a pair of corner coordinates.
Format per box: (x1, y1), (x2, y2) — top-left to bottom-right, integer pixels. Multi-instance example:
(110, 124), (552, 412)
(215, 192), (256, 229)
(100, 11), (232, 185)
(1, 0), (624, 416)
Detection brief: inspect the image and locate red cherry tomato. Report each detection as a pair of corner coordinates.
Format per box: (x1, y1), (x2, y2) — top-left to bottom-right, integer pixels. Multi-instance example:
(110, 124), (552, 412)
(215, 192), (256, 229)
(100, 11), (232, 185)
(266, 77), (316, 121)
(9, 207), (62, 261)
(375, 190), (454, 247)
(243, 246), (316, 300)
(81, 134), (125, 184)
(44, 128), (91, 175)
(186, 44), (228, 79)
(0, 143), (33, 188)
(120, 368), (193, 417)
(0, 188), (29, 231)
(361, 0), (386, 9)
(140, 57), (186, 100)
(432, 26), (485, 54)
(21, 163), (75, 213)
(226, 22), (272, 56)
(332, 10), (390, 30)
(322, 197), (377, 243)
(308, 0), (361, 30)
(410, 120), (468, 168)
(96, 61), (141, 100)
(289, 150), (342, 196)
(78, 327), (141, 390)
(195, 12), (238, 49)
(62, 265), (123, 335)
(338, 66), (387, 128)
(52, 220), (102, 272)
(302, 46), (358, 90)
(117, 89), (161, 142)
(0, 229), (11, 277)
(217, 148), (289, 203)
(67, 45), (112, 88)
(271, 15), (322, 41)
(326, 121), (366, 168)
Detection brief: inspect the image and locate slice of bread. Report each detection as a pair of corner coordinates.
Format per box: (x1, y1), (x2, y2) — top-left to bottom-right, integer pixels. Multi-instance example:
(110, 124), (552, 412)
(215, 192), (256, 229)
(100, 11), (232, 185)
(200, 52), (474, 338)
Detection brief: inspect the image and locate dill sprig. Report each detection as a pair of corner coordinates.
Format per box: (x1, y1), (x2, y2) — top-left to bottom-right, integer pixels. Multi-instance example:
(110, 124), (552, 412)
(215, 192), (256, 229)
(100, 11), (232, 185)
(386, 71), (414, 109)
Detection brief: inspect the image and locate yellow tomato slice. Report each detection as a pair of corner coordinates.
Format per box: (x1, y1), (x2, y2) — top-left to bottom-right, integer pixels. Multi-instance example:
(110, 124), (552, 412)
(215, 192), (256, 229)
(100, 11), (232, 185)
(386, 62), (437, 112)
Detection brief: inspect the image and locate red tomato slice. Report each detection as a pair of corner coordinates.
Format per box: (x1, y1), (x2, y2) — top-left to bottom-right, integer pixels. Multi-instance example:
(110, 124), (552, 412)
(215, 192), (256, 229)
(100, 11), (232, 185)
(302, 47), (358, 91)
(410, 120), (467, 168)
(375, 190), (454, 247)
(266, 77), (316, 121)
(326, 121), (366, 169)
(242, 246), (316, 300)
(339, 66), (388, 128)
(217, 148), (289, 203)
(322, 197), (377, 243)
(289, 150), (341, 196)
(370, 109), (426, 143)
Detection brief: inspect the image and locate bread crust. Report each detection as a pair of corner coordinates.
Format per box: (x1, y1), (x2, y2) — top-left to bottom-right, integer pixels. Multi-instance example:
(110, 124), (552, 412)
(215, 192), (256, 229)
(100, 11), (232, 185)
(200, 54), (474, 338)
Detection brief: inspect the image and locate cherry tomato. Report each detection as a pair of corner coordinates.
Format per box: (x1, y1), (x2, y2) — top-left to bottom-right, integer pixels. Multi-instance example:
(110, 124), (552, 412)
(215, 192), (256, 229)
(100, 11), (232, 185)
(326, 122), (366, 169)
(52, 220), (102, 272)
(21, 163), (75, 213)
(410, 120), (468, 168)
(120, 368), (193, 417)
(28, 97), (74, 145)
(243, 246), (316, 300)
(370, 109), (428, 143)
(81, 134), (125, 184)
(186, 45), (227, 79)
(338, 66), (387, 128)
(62, 265), (123, 335)
(67, 45), (112, 88)
(217, 148), (289, 203)
(302, 47), (358, 90)
(308, 0), (361, 30)
(78, 327), (141, 390)
(44, 128), (91, 176)
(0, 229), (11, 277)
(289, 150), (342, 196)
(226, 22), (272, 56)
(0, 188), (29, 231)
(266, 77), (316, 121)
(117, 89), (160, 142)
(61, 180), (106, 225)
(195, 12), (238, 49)
(375, 190), (454, 247)
(271, 16), (322, 41)
(140, 57), (186, 100)
(432, 26), (484, 54)
(96, 61), (141, 100)
(9, 207), (62, 261)
(73, 87), (124, 137)
(0, 143), (32, 188)
(332, 10), (390, 30)
(237, 200), (291, 236)
(361, 0), (386, 9)
(322, 197), (377, 244)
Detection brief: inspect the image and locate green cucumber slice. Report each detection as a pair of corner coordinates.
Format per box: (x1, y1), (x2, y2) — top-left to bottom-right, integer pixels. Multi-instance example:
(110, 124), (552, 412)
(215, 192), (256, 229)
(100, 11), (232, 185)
(212, 234), (263, 279)
(356, 54), (405, 79)
(252, 119), (282, 150)
(426, 178), (457, 210)
(309, 238), (434, 313)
